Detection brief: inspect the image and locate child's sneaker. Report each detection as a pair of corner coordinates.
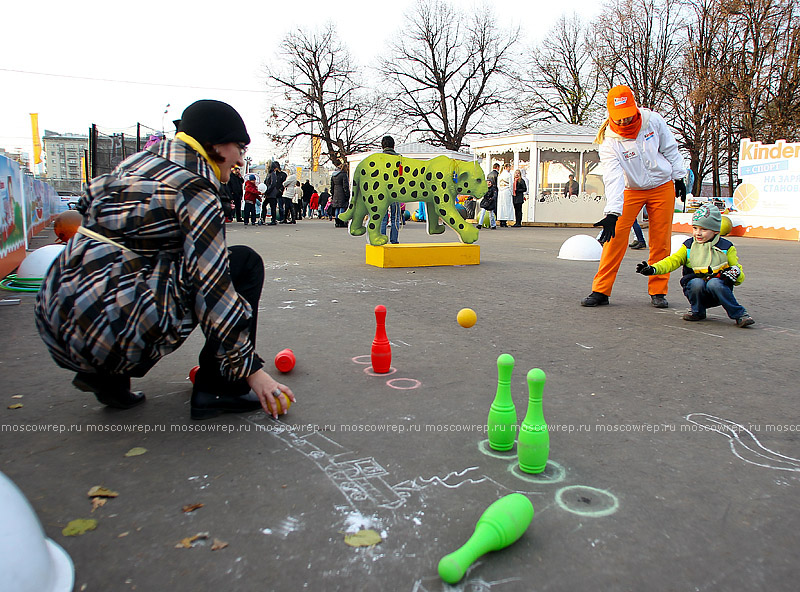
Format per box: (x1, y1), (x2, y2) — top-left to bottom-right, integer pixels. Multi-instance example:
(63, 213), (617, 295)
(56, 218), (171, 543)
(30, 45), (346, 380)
(736, 315), (755, 327)
(683, 311), (706, 321)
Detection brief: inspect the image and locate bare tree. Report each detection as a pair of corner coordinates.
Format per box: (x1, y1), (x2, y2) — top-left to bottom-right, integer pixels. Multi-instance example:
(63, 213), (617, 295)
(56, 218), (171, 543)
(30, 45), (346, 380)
(516, 15), (603, 126)
(265, 24), (388, 167)
(378, 0), (519, 150)
(589, 0), (683, 111)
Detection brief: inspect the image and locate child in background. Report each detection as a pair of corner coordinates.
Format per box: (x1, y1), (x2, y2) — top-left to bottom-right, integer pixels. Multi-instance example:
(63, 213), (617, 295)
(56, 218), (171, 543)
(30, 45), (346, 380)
(636, 204), (754, 327)
(242, 174), (260, 226)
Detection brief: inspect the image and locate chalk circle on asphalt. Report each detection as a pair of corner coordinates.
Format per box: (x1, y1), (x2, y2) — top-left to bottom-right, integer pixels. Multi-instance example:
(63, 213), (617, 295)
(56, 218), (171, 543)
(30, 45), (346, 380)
(352, 355), (372, 365)
(365, 366), (397, 376)
(386, 378), (421, 390)
(555, 485), (619, 517)
(477, 439), (517, 459)
(507, 459), (566, 484)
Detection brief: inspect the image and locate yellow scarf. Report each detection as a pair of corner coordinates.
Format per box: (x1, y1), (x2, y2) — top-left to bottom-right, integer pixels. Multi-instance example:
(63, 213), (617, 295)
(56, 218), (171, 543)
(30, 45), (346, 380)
(175, 132), (221, 180)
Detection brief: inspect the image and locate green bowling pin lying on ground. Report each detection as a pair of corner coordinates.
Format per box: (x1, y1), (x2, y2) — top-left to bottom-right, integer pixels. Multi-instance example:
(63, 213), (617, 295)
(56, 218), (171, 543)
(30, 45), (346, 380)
(518, 368), (549, 474)
(487, 353), (517, 451)
(438, 493), (534, 584)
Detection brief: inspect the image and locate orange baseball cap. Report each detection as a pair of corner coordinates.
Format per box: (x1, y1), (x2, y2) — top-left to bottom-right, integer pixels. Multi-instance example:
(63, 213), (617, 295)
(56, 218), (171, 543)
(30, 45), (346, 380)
(607, 85), (638, 119)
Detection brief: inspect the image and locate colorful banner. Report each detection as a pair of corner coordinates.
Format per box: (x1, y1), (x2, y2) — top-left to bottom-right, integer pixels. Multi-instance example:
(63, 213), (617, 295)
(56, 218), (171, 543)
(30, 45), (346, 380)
(0, 156), (26, 279)
(312, 136), (321, 172)
(30, 113), (42, 165)
(735, 138), (800, 217)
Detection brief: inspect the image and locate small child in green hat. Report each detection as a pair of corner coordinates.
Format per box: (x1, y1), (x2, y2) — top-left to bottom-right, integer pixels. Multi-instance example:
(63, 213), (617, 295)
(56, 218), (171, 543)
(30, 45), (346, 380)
(635, 203), (754, 327)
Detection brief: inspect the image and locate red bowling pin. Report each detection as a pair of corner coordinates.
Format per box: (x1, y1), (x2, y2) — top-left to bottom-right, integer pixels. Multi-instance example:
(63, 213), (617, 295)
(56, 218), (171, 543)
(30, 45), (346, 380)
(371, 305), (392, 373)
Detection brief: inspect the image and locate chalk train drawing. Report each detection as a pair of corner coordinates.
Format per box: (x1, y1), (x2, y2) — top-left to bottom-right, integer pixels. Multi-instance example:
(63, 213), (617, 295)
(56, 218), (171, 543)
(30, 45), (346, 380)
(686, 413), (800, 472)
(245, 422), (503, 513)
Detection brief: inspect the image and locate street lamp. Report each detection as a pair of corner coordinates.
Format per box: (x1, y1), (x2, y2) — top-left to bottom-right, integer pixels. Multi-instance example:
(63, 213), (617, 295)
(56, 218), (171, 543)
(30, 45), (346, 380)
(161, 103), (171, 133)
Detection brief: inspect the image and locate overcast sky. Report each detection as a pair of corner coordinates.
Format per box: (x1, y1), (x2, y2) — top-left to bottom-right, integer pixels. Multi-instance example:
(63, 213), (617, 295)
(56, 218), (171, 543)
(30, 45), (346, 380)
(1, 0), (602, 167)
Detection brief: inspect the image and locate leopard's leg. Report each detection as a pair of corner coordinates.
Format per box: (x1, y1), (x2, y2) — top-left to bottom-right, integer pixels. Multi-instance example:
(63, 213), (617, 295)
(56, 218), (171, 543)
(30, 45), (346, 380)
(430, 191), (479, 244)
(425, 201), (447, 235)
(345, 193), (369, 237)
(365, 194), (390, 245)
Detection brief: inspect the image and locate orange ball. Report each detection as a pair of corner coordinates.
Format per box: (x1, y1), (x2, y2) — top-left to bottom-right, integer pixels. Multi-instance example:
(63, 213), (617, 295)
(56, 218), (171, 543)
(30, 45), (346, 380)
(54, 210), (82, 242)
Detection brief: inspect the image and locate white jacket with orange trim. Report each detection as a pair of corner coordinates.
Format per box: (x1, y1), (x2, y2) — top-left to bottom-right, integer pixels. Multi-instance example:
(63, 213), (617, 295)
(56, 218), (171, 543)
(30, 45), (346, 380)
(599, 108), (686, 216)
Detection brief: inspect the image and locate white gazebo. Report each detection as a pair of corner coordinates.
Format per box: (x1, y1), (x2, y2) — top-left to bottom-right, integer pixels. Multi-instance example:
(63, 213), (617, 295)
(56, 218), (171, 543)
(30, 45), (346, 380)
(470, 123), (606, 225)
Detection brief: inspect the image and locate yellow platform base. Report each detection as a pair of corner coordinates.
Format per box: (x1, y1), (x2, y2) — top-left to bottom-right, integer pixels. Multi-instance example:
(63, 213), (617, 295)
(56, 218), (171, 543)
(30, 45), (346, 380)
(365, 242), (480, 268)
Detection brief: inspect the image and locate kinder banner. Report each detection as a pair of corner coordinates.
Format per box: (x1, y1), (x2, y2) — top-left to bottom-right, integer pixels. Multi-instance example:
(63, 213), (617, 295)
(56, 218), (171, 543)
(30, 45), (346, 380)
(735, 138), (800, 217)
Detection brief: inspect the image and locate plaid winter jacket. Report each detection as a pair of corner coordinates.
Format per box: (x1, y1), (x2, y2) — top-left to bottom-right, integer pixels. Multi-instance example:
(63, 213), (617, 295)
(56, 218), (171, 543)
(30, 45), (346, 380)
(34, 139), (263, 380)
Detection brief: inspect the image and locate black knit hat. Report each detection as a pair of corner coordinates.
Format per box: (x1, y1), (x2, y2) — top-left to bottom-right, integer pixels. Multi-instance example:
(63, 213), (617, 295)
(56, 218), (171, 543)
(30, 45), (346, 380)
(177, 100), (250, 145)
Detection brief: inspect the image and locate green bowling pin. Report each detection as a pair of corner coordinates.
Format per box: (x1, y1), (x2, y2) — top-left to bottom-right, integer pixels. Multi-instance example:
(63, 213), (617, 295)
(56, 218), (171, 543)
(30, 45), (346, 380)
(438, 493), (534, 584)
(518, 368), (549, 474)
(487, 353), (517, 451)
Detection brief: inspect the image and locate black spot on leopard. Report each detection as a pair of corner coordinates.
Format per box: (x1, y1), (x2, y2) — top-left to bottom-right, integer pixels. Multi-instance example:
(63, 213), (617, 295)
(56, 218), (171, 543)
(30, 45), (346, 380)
(436, 172), (443, 179)
(400, 187), (407, 195)
(372, 214), (381, 220)
(368, 196), (375, 204)
(361, 169), (367, 175)
(391, 192), (397, 198)
(373, 181), (380, 190)
(383, 173), (389, 181)
(439, 209), (447, 216)
(363, 182), (369, 191)
(409, 180), (416, 187)
(412, 168), (418, 176)
(386, 162), (392, 168)
(392, 169), (398, 178)
(463, 181), (469, 188)
(404, 166), (410, 173)
(433, 195), (441, 204)
(448, 217), (455, 224)
(426, 172), (433, 181)
(371, 169), (379, 177)
(370, 205), (378, 212)
(441, 182), (448, 190)
(458, 223), (464, 229)
(422, 191), (429, 197)
(411, 190), (418, 198)
(369, 161), (375, 167)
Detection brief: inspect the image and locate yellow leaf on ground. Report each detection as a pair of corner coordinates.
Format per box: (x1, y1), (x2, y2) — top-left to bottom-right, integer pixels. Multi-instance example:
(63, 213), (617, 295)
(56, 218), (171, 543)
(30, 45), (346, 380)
(91, 498), (107, 511)
(7, 404), (23, 409)
(118, 531), (129, 538)
(125, 447), (147, 457)
(11, 394), (23, 399)
(87, 486), (119, 498)
(182, 503), (204, 513)
(62, 519), (98, 536)
(211, 539), (228, 551)
(175, 532), (209, 549)
(344, 529), (382, 548)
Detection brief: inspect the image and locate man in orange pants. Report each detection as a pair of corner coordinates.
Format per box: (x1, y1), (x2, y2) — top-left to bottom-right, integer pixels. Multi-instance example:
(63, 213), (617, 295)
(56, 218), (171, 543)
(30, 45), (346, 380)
(581, 85), (686, 308)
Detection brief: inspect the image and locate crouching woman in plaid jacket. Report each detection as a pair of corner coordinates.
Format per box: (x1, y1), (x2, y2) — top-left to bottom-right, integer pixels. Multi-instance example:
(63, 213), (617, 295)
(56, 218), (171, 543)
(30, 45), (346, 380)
(35, 100), (295, 420)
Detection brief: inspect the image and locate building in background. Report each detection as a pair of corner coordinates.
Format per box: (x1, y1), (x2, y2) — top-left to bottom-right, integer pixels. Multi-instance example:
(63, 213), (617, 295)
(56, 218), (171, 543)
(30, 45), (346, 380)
(0, 148), (32, 176)
(42, 130), (87, 195)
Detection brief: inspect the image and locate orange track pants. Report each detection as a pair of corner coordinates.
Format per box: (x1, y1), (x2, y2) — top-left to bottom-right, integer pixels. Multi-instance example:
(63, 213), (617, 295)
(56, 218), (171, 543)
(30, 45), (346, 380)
(592, 181), (675, 297)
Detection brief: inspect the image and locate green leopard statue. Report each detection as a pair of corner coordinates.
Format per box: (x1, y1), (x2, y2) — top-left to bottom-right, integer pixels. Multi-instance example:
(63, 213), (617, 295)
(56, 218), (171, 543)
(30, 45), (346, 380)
(339, 154), (485, 245)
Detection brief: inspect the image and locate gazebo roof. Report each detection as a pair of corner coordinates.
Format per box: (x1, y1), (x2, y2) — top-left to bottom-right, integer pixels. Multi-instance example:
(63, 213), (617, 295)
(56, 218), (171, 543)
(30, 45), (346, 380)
(519, 122), (598, 136)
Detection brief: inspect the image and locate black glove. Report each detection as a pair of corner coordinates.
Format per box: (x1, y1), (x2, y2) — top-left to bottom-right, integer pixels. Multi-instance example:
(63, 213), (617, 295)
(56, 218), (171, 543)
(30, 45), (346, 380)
(719, 266), (740, 287)
(593, 214), (618, 244)
(636, 261), (656, 276)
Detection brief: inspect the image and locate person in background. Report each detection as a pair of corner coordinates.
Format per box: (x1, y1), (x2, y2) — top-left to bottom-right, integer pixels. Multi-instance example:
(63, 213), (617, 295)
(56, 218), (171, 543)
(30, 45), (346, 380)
(34, 99), (295, 420)
(581, 84), (686, 309)
(292, 180), (303, 223)
(318, 187), (330, 219)
(379, 135), (402, 243)
(477, 178), (497, 230)
(511, 169), (527, 227)
(309, 188), (320, 218)
(242, 174), (260, 226)
(330, 163), (350, 227)
(629, 217), (647, 249)
(262, 161), (284, 225)
(227, 166), (244, 222)
(301, 179), (314, 219)
(281, 169), (297, 224)
(496, 163), (513, 227)
(564, 173), (579, 197)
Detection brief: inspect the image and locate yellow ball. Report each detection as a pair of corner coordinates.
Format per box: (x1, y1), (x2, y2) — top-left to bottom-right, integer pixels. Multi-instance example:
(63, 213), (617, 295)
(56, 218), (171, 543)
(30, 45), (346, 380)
(457, 308), (477, 328)
(720, 215), (732, 236)
(269, 392), (292, 415)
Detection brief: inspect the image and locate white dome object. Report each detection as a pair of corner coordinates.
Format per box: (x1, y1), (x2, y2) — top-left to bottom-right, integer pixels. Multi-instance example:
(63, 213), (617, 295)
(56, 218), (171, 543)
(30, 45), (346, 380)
(16, 245), (65, 279)
(558, 234), (603, 261)
(257, 183), (267, 193)
(671, 234), (692, 254)
(0, 472), (74, 592)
